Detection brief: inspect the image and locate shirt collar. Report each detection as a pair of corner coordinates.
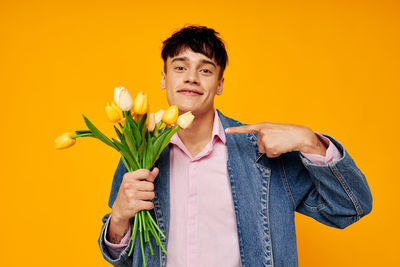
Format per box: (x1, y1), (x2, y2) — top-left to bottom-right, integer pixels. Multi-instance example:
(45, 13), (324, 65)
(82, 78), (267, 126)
(170, 108), (226, 145)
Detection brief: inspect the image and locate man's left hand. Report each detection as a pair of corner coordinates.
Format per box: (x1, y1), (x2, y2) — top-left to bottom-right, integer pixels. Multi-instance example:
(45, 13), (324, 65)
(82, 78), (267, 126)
(225, 122), (327, 158)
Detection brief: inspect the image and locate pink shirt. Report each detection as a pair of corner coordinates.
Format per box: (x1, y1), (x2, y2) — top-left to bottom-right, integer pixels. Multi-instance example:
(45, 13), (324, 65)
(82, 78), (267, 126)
(104, 111), (342, 265)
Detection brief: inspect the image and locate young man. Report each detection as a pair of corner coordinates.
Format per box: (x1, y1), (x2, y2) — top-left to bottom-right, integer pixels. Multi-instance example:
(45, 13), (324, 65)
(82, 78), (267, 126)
(98, 26), (373, 267)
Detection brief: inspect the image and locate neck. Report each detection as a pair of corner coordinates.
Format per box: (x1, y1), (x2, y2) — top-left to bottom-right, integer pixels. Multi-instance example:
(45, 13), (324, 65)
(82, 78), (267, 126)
(177, 108), (215, 157)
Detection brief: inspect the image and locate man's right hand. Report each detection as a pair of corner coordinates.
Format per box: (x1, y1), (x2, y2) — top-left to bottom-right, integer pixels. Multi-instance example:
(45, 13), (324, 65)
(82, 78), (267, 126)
(107, 168), (159, 244)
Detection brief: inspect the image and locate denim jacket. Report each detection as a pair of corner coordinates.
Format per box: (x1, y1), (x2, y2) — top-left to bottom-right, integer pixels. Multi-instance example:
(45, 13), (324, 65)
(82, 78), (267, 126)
(98, 110), (373, 267)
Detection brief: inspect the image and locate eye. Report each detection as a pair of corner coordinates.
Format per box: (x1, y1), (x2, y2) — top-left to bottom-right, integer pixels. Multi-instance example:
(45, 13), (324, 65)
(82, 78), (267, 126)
(200, 69), (212, 74)
(174, 66), (185, 71)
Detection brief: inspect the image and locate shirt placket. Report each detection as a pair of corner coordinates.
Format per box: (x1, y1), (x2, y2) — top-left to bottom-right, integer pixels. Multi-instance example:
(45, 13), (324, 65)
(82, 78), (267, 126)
(186, 159), (199, 267)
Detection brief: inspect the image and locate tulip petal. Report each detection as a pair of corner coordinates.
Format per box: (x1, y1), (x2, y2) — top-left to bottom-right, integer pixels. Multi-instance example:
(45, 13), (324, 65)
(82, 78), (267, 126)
(162, 105), (179, 125)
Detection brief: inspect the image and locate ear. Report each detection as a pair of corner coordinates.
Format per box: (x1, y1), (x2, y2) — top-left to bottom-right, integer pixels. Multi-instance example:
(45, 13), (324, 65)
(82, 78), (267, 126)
(216, 77), (224, 95)
(160, 70), (166, 89)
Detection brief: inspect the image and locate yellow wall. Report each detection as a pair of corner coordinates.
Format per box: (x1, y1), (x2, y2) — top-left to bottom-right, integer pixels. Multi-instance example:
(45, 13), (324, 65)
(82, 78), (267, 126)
(1, 0), (398, 266)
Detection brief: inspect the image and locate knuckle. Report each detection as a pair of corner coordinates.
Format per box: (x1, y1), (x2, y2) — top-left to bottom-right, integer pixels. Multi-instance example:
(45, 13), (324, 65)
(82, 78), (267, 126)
(126, 191), (135, 199)
(122, 173), (132, 182)
(123, 182), (132, 190)
(260, 128), (268, 135)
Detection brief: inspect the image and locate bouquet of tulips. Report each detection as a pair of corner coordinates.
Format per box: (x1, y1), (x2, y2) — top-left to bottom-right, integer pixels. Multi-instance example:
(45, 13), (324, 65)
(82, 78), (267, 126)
(55, 87), (194, 266)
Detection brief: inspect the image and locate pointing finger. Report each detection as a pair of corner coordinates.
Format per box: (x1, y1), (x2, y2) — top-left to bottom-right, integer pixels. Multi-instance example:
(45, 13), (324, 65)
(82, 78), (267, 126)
(225, 124), (261, 134)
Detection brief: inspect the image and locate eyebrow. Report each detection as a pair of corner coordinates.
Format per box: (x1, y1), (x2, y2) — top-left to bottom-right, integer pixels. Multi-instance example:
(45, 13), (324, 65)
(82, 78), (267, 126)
(171, 56), (217, 68)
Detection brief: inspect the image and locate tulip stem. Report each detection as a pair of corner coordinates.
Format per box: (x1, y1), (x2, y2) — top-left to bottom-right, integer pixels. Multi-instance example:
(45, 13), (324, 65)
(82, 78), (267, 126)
(145, 210), (168, 255)
(138, 212), (146, 267)
(160, 125), (167, 134)
(153, 121), (162, 138)
(128, 214), (139, 256)
(71, 133), (94, 138)
(145, 210), (166, 239)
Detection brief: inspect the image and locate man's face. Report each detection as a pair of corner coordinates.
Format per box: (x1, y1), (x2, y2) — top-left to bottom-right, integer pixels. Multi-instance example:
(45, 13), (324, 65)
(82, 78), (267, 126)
(160, 48), (224, 116)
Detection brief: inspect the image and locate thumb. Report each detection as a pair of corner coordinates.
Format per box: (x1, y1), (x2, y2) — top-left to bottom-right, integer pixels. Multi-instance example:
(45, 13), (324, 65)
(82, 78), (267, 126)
(150, 167), (159, 182)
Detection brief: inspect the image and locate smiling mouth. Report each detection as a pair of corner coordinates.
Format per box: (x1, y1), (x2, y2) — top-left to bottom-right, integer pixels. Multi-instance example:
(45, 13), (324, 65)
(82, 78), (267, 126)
(177, 89), (203, 96)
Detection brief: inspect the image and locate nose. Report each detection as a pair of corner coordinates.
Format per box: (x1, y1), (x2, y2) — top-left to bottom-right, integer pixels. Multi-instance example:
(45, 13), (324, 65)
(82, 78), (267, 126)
(184, 69), (199, 85)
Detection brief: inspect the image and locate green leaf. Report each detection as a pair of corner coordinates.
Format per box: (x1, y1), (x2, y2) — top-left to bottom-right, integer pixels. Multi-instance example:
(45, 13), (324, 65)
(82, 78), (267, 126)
(113, 125), (124, 143)
(145, 132), (153, 169)
(121, 155), (133, 172)
(142, 136), (147, 168)
(139, 113), (147, 133)
(152, 128), (171, 159)
(112, 138), (140, 170)
(126, 115), (142, 146)
(123, 121), (136, 150)
(153, 126), (180, 165)
(138, 138), (145, 165)
(118, 122), (124, 132)
(82, 115), (119, 150)
(123, 121), (140, 164)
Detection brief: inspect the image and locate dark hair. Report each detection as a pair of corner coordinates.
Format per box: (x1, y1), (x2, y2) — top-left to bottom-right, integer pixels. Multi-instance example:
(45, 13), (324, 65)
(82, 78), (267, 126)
(161, 25), (228, 79)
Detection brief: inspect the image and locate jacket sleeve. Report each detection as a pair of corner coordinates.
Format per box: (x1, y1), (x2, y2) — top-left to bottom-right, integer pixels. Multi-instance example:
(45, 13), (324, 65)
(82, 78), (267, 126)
(98, 158), (133, 266)
(280, 133), (373, 229)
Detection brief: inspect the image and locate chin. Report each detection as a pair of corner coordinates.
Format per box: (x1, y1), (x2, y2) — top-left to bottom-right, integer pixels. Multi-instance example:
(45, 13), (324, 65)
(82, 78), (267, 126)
(171, 100), (209, 116)
(177, 105), (195, 115)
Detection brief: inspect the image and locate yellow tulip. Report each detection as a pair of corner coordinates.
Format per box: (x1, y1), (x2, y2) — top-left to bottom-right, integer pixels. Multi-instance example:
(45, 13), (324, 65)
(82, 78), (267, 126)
(105, 101), (123, 123)
(133, 92), (148, 115)
(177, 111), (195, 129)
(55, 132), (76, 149)
(162, 105), (179, 125)
(147, 113), (156, 131)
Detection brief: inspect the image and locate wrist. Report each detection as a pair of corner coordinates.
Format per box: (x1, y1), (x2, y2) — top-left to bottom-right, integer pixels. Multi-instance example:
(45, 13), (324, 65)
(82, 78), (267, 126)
(108, 213), (130, 244)
(110, 212), (130, 228)
(298, 129), (327, 156)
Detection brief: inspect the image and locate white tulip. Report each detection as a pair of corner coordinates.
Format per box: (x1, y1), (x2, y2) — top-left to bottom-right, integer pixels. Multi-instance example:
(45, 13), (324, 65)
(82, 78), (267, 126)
(147, 113), (156, 132)
(154, 109), (165, 124)
(177, 111), (195, 129)
(114, 86), (133, 111)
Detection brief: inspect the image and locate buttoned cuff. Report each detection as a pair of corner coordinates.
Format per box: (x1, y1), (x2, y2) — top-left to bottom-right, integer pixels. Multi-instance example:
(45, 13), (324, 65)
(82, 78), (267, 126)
(103, 215), (132, 259)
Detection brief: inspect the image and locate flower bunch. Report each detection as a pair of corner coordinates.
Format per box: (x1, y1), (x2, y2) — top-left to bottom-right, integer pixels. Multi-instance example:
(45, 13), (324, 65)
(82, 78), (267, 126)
(55, 86), (194, 266)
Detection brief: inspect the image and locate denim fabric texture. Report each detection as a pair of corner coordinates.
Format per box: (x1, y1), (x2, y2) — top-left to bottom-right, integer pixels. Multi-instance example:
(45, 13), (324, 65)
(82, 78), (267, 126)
(98, 109), (373, 267)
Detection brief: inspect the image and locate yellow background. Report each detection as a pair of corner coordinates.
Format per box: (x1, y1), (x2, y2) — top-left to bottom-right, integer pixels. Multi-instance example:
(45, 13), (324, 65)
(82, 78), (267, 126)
(1, 0), (398, 266)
